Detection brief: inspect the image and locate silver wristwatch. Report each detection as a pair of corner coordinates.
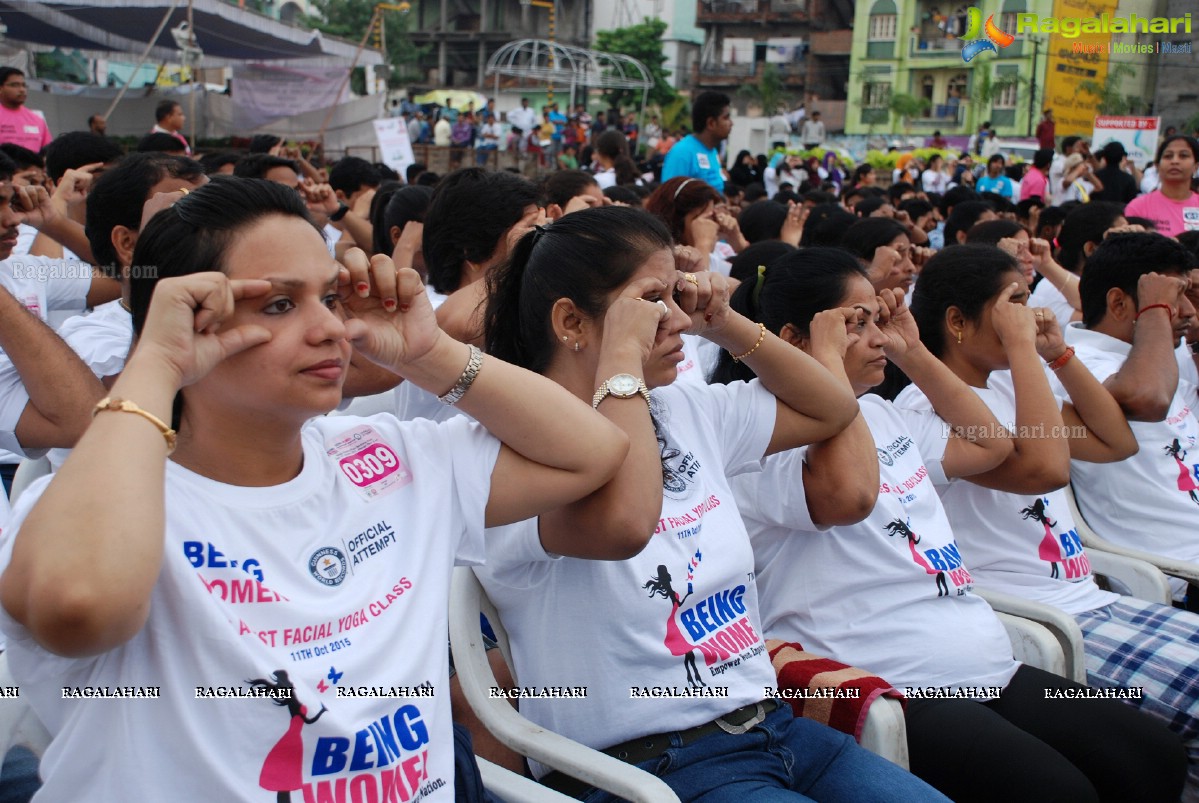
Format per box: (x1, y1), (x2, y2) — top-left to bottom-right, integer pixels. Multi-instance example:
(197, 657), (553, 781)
(592, 373), (651, 409)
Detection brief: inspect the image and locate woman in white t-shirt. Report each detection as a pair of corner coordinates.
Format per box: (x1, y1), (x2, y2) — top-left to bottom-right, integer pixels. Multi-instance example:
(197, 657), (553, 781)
(0, 178), (636, 802)
(722, 246), (1186, 802)
(476, 206), (948, 802)
(897, 243), (1199, 797)
(920, 154), (949, 195)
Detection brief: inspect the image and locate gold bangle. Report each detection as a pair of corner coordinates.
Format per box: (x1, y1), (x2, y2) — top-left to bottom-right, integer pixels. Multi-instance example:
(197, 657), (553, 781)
(731, 322), (768, 363)
(93, 397), (177, 454)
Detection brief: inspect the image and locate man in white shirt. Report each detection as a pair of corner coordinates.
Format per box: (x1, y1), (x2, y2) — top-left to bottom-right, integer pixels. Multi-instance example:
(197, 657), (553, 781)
(1062, 233), (1199, 601)
(506, 97), (538, 139)
(800, 111), (825, 150)
(0, 154), (108, 491)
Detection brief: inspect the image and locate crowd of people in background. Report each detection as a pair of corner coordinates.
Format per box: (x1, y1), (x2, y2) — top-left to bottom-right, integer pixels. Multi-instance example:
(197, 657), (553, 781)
(0, 71), (1198, 802)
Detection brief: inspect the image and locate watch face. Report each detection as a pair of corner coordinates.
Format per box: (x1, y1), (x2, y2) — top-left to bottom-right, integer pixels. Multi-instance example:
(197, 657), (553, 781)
(609, 373), (639, 396)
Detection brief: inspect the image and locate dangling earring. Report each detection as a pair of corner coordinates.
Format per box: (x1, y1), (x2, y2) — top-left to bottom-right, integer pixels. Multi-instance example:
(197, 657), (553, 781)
(956, 330), (963, 345)
(573, 342), (581, 352)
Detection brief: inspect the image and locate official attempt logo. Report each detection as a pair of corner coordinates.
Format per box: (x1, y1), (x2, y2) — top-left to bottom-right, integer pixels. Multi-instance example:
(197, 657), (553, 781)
(961, 7), (1016, 62)
(308, 547), (348, 587)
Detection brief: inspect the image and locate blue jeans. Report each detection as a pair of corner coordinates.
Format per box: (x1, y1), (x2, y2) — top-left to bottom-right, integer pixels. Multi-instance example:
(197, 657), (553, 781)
(0, 747), (40, 803)
(581, 704), (948, 803)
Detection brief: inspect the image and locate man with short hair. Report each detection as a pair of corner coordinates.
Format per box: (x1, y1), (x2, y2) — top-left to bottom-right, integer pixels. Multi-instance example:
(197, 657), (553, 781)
(801, 110), (825, 150)
(508, 97), (538, 138)
(87, 115), (106, 137)
(150, 100), (190, 155)
(1019, 148), (1054, 202)
(1035, 108), (1056, 150)
(0, 68), (50, 153)
(1091, 141), (1140, 204)
(1064, 233), (1199, 601)
(662, 91), (732, 192)
(977, 154), (1015, 200)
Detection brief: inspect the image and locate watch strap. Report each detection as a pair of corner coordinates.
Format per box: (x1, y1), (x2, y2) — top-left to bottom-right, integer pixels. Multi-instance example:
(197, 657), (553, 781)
(330, 203), (350, 222)
(592, 377), (651, 409)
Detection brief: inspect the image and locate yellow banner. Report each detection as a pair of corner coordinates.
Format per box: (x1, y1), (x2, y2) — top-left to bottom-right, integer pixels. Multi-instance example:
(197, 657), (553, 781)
(1042, 0), (1119, 137)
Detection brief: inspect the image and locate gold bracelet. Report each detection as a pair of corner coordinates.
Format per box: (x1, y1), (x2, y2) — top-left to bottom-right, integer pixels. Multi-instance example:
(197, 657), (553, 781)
(93, 397), (177, 454)
(731, 322), (768, 363)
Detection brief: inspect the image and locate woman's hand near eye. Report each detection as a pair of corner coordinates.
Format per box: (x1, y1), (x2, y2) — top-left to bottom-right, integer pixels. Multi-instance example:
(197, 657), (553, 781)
(876, 288), (920, 358)
(808, 307), (858, 365)
(1031, 307), (1067, 362)
(603, 277), (671, 366)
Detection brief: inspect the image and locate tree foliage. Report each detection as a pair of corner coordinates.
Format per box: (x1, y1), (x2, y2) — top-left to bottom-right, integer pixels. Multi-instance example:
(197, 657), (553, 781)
(594, 18), (678, 110)
(303, 0), (428, 87)
(737, 63), (791, 115)
(1079, 64), (1143, 116)
(888, 92), (930, 133)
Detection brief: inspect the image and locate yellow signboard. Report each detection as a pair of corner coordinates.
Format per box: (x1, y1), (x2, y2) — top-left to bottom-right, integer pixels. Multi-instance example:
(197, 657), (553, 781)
(1042, 0), (1119, 137)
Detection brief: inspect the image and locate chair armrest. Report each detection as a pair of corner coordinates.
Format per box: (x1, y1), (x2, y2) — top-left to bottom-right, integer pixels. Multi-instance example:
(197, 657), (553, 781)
(1066, 483), (1199, 585)
(1085, 550), (1172, 605)
(475, 758), (576, 802)
(991, 612), (1069, 681)
(858, 697), (909, 770)
(977, 588), (1086, 684)
(449, 569), (680, 803)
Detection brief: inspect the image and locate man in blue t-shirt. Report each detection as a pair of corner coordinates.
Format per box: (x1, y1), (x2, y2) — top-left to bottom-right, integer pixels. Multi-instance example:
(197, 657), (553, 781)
(975, 154), (1014, 200)
(662, 91), (732, 192)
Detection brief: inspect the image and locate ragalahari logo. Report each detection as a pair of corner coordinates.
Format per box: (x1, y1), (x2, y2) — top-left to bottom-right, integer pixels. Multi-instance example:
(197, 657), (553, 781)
(961, 7), (1016, 62)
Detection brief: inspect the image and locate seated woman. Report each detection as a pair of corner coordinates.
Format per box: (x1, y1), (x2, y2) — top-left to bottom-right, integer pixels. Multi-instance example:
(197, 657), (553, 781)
(0, 178), (635, 801)
(476, 206), (948, 802)
(720, 247), (1187, 803)
(839, 217), (926, 298)
(964, 218), (1079, 305)
(896, 243), (1199, 797)
(645, 176), (746, 273)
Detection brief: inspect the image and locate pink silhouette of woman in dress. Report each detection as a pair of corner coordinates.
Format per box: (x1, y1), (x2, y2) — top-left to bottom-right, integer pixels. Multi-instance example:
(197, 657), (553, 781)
(1165, 439), (1199, 505)
(251, 670), (327, 802)
(1021, 498), (1062, 578)
(885, 518), (948, 596)
(644, 564), (706, 688)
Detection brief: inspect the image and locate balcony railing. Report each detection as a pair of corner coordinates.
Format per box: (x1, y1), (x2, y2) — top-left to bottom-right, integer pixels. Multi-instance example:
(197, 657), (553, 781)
(910, 36), (965, 56)
(696, 0), (808, 21)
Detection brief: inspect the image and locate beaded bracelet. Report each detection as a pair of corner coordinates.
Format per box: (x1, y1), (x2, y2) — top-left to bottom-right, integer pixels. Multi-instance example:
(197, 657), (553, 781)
(731, 322), (768, 363)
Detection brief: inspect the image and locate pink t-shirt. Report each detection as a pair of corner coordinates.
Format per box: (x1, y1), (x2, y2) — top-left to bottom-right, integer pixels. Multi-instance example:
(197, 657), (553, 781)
(1123, 190), (1199, 238)
(1019, 168), (1048, 202)
(0, 105), (50, 152)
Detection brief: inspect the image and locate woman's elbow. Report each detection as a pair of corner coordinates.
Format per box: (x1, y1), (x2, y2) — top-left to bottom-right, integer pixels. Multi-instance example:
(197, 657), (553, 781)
(19, 586), (147, 658)
(812, 488), (878, 527)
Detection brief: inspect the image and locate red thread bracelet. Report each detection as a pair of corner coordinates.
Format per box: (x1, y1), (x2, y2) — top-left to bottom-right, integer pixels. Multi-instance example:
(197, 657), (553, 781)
(1046, 346), (1075, 371)
(1135, 303), (1173, 322)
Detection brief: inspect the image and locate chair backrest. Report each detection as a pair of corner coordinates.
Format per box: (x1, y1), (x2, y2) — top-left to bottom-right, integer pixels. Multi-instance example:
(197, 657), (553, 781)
(0, 652), (50, 759)
(1066, 482), (1199, 586)
(448, 567), (680, 803)
(9, 458), (50, 507)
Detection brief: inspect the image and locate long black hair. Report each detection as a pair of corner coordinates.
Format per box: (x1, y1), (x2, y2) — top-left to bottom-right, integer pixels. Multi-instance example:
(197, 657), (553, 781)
(484, 206), (673, 375)
(909, 244), (1021, 359)
(711, 247), (867, 384)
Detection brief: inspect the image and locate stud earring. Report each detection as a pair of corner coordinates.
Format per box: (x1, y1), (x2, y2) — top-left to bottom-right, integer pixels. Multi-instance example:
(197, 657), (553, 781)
(562, 335), (569, 341)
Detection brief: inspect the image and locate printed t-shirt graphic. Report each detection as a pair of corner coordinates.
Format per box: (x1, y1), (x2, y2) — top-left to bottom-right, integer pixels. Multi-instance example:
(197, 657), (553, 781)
(895, 371), (1119, 615)
(0, 414), (499, 802)
(477, 380), (780, 774)
(739, 395), (1018, 693)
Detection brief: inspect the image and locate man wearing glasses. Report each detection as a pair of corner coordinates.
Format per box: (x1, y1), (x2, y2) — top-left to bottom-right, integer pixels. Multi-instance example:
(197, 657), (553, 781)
(0, 69), (50, 153)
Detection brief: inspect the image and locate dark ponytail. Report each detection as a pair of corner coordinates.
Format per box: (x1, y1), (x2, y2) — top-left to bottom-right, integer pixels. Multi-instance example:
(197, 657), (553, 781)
(485, 206), (673, 374)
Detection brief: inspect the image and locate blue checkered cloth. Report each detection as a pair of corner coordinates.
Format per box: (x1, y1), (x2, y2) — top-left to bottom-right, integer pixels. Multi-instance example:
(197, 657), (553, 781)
(1076, 597), (1199, 802)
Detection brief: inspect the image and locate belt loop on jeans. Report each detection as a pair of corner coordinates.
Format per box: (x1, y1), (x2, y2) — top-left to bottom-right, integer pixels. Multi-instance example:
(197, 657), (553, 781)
(538, 699), (780, 798)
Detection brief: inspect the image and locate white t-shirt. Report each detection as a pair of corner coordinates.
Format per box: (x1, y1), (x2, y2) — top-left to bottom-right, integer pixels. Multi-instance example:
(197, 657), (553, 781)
(594, 168), (616, 189)
(896, 372), (1119, 615)
(738, 395), (1019, 693)
(476, 380), (778, 775)
(1060, 324), (1199, 590)
(0, 255), (90, 326)
(675, 335), (721, 386)
(0, 261), (92, 464)
(1028, 276), (1077, 330)
(0, 414), (500, 801)
(921, 169), (949, 195)
(46, 300), (132, 470)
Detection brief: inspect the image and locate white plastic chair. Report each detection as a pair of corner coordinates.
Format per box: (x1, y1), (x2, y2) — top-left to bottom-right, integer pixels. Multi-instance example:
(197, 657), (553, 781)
(0, 652), (49, 767)
(8, 457), (50, 507)
(981, 592), (1083, 682)
(1066, 482), (1199, 588)
(449, 567), (680, 803)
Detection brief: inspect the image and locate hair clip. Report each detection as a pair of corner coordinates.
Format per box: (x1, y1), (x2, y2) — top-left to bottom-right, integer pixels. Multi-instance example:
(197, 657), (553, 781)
(751, 264), (767, 310)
